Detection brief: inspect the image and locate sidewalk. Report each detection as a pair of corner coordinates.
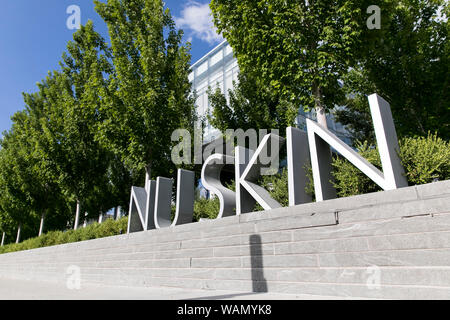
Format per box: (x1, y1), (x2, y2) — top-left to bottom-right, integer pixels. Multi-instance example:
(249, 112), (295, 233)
(0, 277), (352, 300)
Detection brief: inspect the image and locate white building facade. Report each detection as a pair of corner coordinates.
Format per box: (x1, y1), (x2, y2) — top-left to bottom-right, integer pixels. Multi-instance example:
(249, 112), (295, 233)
(189, 41), (238, 143)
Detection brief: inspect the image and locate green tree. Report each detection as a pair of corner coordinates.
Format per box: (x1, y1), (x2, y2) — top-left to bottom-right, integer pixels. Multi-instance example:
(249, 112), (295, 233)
(29, 21), (114, 229)
(334, 68), (378, 145)
(94, 0), (196, 182)
(0, 208), (15, 245)
(210, 0), (366, 127)
(336, 0), (449, 141)
(9, 108), (71, 235)
(0, 118), (40, 243)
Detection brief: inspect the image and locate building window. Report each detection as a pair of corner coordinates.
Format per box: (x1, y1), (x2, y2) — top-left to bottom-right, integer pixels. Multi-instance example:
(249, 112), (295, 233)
(196, 61), (208, 76)
(225, 45), (233, 57)
(210, 50), (223, 67)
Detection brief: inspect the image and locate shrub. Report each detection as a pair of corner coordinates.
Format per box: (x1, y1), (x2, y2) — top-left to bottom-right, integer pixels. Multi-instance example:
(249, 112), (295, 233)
(0, 217), (128, 255)
(400, 133), (450, 185)
(254, 168), (290, 211)
(332, 141), (382, 197)
(193, 197), (220, 221)
(259, 168), (290, 207)
(193, 180), (236, 220)
(332, 133), (450, 197)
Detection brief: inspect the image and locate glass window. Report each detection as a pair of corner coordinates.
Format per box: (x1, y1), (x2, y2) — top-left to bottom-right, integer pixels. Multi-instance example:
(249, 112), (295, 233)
(196, 95), (203, 115)
(225, 60), (235, 72)
(203, 93), (208, 111)
(196, 61), (208, 76)
(225, 45), (233, 57)
(211, 79), (223, 93)
(211, 70), (223, 90)
(210, 69), (223, 84)
(297, 115), (307, 131)
(326, 116), (336, 131)
(195, 89), (208, 116)
(210, 50), (223, 67)
(225, 71), (233, 92)
(197, 79), (208, 91)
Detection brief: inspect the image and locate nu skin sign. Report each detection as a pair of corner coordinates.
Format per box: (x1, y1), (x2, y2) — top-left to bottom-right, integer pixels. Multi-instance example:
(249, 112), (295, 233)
(127, 94), (408, 233)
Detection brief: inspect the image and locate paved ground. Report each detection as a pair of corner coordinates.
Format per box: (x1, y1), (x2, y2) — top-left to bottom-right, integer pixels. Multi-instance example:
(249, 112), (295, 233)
(0, 277), (355, 300)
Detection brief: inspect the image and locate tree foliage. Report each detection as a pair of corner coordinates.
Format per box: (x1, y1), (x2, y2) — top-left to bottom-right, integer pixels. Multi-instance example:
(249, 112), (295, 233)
(27, 21), (115, 226)
(210, 0), (366, 114)
(335, 0), (449, 141)
(94, 0), (196, 179)
(0, 0), (196, 244)
(193, 197), (220, 221)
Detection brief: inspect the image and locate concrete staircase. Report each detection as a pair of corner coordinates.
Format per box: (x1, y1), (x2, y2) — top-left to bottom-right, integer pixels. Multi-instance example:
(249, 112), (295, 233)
(0, 180), (449, 299)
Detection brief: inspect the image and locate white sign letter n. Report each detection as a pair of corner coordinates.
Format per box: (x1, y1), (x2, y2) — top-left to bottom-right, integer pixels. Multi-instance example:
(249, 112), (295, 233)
(307, 94), (408, 202)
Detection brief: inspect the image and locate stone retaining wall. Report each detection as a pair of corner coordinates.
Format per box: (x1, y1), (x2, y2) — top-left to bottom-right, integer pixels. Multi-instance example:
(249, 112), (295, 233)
(0, 180), (449, 299)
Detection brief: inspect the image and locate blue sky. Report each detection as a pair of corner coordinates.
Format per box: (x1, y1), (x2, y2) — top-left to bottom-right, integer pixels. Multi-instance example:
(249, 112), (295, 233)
(0, 0), (222, 135)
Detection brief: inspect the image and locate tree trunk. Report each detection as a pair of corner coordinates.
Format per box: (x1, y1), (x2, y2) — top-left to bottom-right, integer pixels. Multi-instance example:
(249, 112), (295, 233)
(16, 223), (22, 244)
(74, 200), (81, 230)
(1, 232), (5, 247)
(114, 206), (121, 220)
(311, 79), (336, 201)
(316, 106), (328, 128)
(38, 212), (46, 237)
(145, 165), (151, 192)
(98, 211), (103, 224)
(312, 81), (329, 128)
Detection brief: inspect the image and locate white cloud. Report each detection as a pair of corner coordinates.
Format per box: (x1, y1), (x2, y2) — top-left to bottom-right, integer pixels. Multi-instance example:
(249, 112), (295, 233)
(174, 1), (223, 45)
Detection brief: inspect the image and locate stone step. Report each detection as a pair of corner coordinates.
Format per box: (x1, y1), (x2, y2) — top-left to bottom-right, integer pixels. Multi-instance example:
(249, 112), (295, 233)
(1, 180), (450, 300)
(2, 216), (450, 272)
